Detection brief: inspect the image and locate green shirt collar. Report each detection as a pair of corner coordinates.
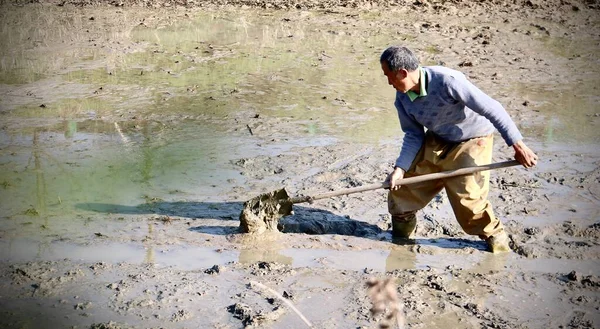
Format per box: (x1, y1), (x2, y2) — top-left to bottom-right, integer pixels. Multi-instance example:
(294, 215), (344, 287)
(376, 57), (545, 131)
(407, 67), (427, 102)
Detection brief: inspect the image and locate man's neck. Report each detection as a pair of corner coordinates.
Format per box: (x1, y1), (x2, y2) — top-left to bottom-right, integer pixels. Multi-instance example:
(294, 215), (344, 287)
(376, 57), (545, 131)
(408, 69), (421, 92)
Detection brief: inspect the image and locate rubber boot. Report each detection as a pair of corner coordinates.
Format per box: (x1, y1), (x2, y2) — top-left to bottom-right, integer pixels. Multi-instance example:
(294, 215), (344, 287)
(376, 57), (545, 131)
(485, 230), (511, 253)
(391, 213), (417, 239)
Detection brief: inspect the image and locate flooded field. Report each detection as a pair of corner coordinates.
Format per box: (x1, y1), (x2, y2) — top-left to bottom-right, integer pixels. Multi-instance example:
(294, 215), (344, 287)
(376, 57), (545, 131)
(0, 1), (599, 328)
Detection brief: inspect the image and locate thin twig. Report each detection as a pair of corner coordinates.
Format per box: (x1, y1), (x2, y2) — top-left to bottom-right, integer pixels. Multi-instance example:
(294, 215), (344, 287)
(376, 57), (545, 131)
(114, 122), (131, 144)
(249, 280), (313, 328)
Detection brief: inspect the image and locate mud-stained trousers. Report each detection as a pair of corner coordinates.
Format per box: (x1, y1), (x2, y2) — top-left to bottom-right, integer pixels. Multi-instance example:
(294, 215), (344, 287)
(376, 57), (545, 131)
(388, 132), (504, 240)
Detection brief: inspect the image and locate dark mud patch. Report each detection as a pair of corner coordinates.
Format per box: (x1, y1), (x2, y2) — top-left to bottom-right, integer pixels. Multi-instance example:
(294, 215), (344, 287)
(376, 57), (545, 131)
(280, 207), (383, 237)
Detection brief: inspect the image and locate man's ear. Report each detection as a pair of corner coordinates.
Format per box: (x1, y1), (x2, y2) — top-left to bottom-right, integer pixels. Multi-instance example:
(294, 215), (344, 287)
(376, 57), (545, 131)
(397, 69), (408, 79)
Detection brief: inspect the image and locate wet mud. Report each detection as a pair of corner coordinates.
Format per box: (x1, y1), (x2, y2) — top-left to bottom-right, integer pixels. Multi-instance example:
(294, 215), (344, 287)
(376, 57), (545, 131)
(239, 188), (293, 234)
(0, 0), (599, 328)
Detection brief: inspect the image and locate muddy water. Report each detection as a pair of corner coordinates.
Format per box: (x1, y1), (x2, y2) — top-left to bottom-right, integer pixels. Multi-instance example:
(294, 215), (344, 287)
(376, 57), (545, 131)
(1, 5), (598, 262)
(1, 4), (600, 328)
(516, 83), (600, 145)
(0, 122), (237, 208)
(2, 8), (402, 135)
(1, 9), (397, 240)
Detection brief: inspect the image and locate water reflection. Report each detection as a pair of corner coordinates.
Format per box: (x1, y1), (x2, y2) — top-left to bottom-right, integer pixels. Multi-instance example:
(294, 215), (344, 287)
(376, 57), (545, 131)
(224, 229), (292, 265)
(139, 121), (154, 186)
(144, 222), (156, 265)
(32, 129), (48, 220)
(0, 119), (248, 234)
(385, 243), (417, 272)
(384, 236), (494, 273)
(239, 248), (293, 266)
(64, 121), (77, 139)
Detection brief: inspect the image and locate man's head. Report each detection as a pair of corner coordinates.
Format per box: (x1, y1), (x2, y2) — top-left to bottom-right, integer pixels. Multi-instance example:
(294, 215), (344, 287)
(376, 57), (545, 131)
(380, 46), (420, 93)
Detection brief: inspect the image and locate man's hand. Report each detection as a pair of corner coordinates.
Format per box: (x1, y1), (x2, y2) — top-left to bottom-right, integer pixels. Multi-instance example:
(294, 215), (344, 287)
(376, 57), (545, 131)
(387, 167), (405, 190)
(513, 140), (538, 168)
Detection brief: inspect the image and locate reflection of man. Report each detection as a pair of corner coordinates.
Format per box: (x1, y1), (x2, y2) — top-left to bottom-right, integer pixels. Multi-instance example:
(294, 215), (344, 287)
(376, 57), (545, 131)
(384, 243), (509, 273)
(385, 243), (417, 273)
(380, 46), (538, 253)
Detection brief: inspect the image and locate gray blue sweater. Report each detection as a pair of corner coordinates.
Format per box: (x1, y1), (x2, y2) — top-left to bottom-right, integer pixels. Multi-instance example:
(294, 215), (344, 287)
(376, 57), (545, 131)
(394, 66), (523, 171)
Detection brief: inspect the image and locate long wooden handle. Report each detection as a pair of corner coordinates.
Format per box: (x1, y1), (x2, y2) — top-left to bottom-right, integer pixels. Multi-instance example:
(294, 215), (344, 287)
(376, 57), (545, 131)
(288, 160), (520, 204)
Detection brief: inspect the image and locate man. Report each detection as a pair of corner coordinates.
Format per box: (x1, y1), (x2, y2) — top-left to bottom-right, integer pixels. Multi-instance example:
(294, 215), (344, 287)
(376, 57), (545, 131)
(380, 46), (538, 253)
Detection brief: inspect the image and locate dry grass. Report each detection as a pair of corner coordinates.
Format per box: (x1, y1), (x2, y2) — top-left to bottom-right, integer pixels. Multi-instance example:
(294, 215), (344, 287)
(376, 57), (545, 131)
(366, 277), (405, 329)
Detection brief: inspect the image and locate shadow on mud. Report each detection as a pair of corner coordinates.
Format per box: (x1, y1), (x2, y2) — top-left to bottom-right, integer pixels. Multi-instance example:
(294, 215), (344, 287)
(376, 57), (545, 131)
(76, 202), (383, 238)
(77, 202), (485, 250)
(412, 237), (487, 251)
(77, 201), (244, 219)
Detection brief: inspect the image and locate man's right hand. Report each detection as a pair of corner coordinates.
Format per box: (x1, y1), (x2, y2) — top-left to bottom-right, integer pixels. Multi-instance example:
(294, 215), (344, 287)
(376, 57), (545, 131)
(387, 167), (405, 190)
(513, 140), (538, 168)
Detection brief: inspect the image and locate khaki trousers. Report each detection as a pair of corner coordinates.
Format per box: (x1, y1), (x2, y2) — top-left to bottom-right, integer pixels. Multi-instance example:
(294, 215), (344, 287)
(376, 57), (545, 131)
(388, 132), (503, 239)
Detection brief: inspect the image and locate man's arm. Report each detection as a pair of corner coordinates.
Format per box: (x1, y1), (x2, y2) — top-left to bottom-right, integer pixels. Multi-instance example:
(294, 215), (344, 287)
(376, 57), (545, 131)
(446, 75), (538, 167)
(394, 97), (426, 171)
(446, 75), (522, 146)
(389, 97), (425, 189)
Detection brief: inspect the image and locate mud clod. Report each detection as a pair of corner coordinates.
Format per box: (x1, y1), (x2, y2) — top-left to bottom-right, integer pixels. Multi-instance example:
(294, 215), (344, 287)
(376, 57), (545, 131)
(567, 270), (579, 281)
(204, 264), (224, 275)
(239, 189), (293, 234)
(227, 303), (256, 326)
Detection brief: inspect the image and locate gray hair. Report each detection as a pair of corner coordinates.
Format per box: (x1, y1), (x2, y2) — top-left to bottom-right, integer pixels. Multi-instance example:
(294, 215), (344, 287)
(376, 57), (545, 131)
(380, 46), (420, 72)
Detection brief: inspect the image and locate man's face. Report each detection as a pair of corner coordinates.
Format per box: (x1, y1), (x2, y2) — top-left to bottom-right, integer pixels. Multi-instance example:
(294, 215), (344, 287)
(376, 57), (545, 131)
(381, 61), (408, 93)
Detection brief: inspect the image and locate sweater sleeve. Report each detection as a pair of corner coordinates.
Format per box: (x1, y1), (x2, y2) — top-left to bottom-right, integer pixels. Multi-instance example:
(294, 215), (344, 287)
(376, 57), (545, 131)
(446, 75), (523, 146)
(394, 95), (425, 171)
